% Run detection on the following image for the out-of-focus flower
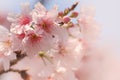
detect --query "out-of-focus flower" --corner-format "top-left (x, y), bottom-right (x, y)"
top-left (0, 25), bottom-right (16, 71)
top-left (78, 6), bottom-right (100, 42)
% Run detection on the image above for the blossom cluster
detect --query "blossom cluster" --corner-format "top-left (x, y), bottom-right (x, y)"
top-left (0, 2), bottom-right (100, 80)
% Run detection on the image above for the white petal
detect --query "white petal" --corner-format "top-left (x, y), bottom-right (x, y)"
top-left (0, 25), bottom-right (9, 41)
top-left (34, 2), bottom-right (46, 12)
top-left (0, 72), bottom-right (23, 80)
top-left (2, 58), bottom-right (10, 71)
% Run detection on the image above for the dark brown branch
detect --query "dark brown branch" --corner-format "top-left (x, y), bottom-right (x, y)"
top-left (10, 51), bottom-right (27, 66)
top-left (0, 51), bottom-right (28, 80)
top-left (69, 2), bottom-right (79, 11)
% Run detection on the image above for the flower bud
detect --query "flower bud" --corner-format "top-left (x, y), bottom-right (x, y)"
top-left (63, 16), bottom-right (71, 23)
top-left (70, 11), bottom-right (79, 18)
top-left (58, 11), bottom-right (64, 17)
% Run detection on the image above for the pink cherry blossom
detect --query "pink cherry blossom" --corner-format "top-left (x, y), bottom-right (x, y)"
top-left (0, 25), bottom-right (16, 71)
top-left (78, 6), bottom-right (100, 42)
top-left (0, 2), bottom-right (120, 80)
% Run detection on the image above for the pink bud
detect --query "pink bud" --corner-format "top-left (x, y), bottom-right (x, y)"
top-left (63, 16), bottom-right (71, 23)
top-left (70, 11), bottom-right (79, 18)
top-left (58, 11), bottom-right (64, 17)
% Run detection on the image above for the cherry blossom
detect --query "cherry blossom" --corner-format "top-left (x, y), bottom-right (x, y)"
top-left (0, 25), bottom-right (16, 71)
top-left (0, 2), bottom-right (119, 80)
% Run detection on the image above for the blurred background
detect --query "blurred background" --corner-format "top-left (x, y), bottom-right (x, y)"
top-left (0, 0), bottom-right (119, 53)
